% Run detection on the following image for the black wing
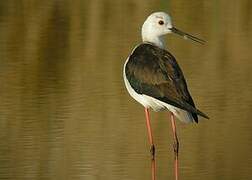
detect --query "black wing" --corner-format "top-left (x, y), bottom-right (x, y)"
top-left (125, 43), bottom-right (209, 122)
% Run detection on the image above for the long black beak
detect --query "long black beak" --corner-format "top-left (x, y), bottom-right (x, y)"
top-left (169, 27), bottom-right (205, 44)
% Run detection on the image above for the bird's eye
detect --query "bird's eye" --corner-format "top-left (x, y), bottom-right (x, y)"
top-left (158, 20), bottom-right (164, 25)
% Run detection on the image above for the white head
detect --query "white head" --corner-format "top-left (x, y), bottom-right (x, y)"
top-left (141, 12), bottom-right (205, 48)
top-left (142, 12), bottom-right (172, 48)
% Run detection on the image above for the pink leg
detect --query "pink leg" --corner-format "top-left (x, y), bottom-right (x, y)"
top-left (144, 108), bottom-right (156, 180)
top-left (170, 112), bottom-right (179, 180)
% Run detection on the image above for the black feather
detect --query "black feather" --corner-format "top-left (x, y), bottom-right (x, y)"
top-left (125, 43), bottom-right (209, 121)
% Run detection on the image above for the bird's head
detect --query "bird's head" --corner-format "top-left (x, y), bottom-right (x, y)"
top-left (142, 12), bottom-right (173, 38)
top-left (141, 12), bottom-right (205, 47)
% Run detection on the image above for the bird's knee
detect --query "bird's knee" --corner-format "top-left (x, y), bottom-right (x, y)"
top-left (150, 144), bottom-right (155, 159)
top-left (173, 141), bottom-right (179, 155)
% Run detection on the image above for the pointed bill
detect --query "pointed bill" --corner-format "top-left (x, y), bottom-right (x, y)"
top-left (170, 27), bottom-right (205, 44)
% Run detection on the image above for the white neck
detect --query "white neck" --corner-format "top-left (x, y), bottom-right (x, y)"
top-left (142, 35), bottom-right (165, 49)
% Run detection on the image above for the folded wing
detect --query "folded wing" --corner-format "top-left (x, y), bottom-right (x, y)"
top-left (125, 43), bottom-right (209, 121)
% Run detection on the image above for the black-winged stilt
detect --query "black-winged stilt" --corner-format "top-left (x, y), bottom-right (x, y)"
top-left (123, 12), bottom-right (209, 180)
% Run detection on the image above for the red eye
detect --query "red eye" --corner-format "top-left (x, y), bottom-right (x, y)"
top-left (158, 20), bottom-right (164, 25)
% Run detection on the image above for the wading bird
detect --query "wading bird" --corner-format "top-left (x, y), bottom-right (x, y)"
top-left (123, 12), bottom-right (209, 180)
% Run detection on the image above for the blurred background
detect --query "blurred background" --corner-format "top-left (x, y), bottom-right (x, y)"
top-left (0, 0), bottom-right (252, 180)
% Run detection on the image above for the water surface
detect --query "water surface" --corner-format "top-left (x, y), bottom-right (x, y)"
top-left (0, 1), bottom-right (252, 180)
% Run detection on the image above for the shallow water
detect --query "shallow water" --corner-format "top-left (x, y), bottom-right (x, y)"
top-left (0, 1), bottom-right (252, 180)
